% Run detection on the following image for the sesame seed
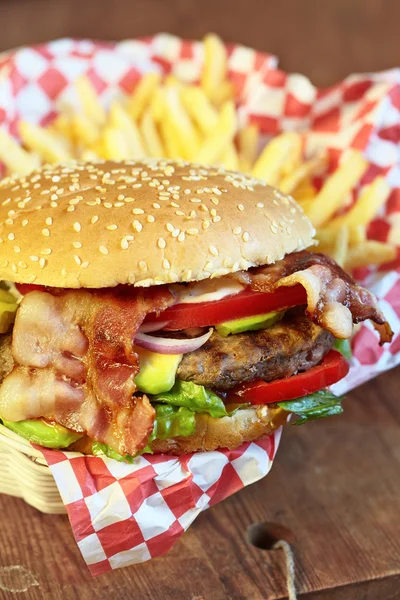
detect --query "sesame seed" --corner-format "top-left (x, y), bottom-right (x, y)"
top-left (91, 216), bottom-right (99, 224)
top-left (73, 241), bottom-right (82, 249)
top-left (104, 202), bottom-right (113, 209)
top-left (152, 203), bottom-right (160, 209)
top-left (117, 194), bottom-right (125, 201)
top-left (11, 264), bottom-right (17, 273)
top-left (124, 197), bottom-right (135, 203)
top-left (242, 232), bottom-right (250, 242)
top-left (176, 210), bottom-right (185, 216)
top-left (172, 228), bottom-right (180, 238)
top-left (5, 219), bottom-right (13, 225)
top-left (121, 238), bottom-right (129, 250)
top-left (39, 258), bottom-right (46, 269)
top-left (114, 202), bottom-right (124, 207)
top-left (132, 220), bottom-right (143, 232)
top-left (30, 256), bottom-right (39, 262)
top-left (13, 246), bottom-right (21, 253)
top-left (139, 260), bottom-right (147, 272)
top-left (45, 217), bottom-right (53, 226)
top-left (177, 232), bottom-right (185, 242)
top-left (132, 183), bottom-right (142, 189)
top-left (61, 268), bottom-right (67, 277)
top-left (212, 216), bottom-right (221, 223)
top-left (202, 221), bottom-right (210, 230)
top-left (237, 204), bottom-right (244, 211)
top-left (132, 208), bottom-right (144, 215)
top-left (81, 261), bottom-right (89, 269)
top-left (186, 228), bottom-right (199, 235)
top-left (205, 261), bottom-right (213, 271)
top-left (163, 258), bottom-right (171, 270)
top-left (74, 255), bottom-right (82, 265)
top-left (158, 237), bottom-right (166, 249)
top-left (99, 246), bottom-right (109, 255)
top-left (73, 222), bottom-right (81, 232)
top-left (147, 215), bottom-right (155, 223)
top-left (128, 273), bottom-right (136, 284)
top-left (209, 245), bottom-right (218, 256)
top-left (0, 260), bottom-right (8, 267)
top-left (256, 202), bottom-right (264, 208)
top-left (8, 233), bottom-right (15, 241)
top-left (18, 261), bottom-right (27, 269)
top-left (50, 202), bottom-right (58, 208)
top-left (106, 224), bottom-right (118, 231)
top-left (270, 225), bottom-right (278, 234)
top-left (67, 206), bottom-right (75, 212)
top-left (166, 223), bottom-right (174, 232)
top-left (41, 248), bottom-right (52, 255)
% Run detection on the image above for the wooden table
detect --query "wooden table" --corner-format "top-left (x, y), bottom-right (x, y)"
top-left (1, 0), bottom-right (400, 597)
top-left (0, 368), bottom-right (399, 599)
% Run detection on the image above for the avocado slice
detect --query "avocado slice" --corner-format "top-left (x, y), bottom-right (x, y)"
top-left (1, 418), bottom-right (83, 448)
top-left (216, 311), bottom-right (284, 337)
top-left (0, 289), bottom-right (18, 333)
top-left (134, 347), bottom-right (183, 395)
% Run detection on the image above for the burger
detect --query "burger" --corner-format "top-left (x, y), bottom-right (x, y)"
top-left (0, 159), bottom-right (392, 460)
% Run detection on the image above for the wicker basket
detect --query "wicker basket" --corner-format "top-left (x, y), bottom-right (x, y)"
top-left (0, 424), bottom-right (66, 514)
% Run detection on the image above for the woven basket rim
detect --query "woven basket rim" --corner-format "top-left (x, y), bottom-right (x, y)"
top-left (0, 423), bottom-right (46, 460)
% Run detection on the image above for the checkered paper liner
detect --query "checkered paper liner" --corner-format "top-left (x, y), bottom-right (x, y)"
top-left (0, 34), bottom-right (400, 575)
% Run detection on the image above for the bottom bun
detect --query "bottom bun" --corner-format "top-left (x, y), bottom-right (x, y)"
top-left (151, 405), bottom-right (287, 455)
top-left (70, 405), bottom-right (288, 456)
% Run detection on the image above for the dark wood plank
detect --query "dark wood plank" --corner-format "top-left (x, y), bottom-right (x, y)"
top-left (0, 0), bottom-right (399, 86)
top-left (0, 367), bottom-right (399, 599)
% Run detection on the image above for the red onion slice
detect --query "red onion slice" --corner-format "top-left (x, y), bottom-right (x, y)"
top-left (137, 320), bottom-right (170, 333)
top-left (134, 328), bottom-right (213, 355)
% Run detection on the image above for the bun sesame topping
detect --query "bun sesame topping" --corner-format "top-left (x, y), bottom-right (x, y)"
top-left (0, 158), bottom-right (315, 288)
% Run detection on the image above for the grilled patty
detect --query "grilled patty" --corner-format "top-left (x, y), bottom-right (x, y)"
top-left (0, 335), bottom-right (13, 385)
top-left (177, 313), bottom-right (334, 390)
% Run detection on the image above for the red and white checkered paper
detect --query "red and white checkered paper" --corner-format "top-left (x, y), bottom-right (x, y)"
top-left (1, 34), bottom-right (400, 575)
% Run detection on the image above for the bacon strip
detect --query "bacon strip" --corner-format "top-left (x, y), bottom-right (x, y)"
top-left (231, 251), bottom-right (392, 344)
top-left (0, 287), bottom-right (173, 455)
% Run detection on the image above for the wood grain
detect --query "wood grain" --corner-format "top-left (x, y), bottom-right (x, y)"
top-left (0, 0), bottom-right (399, 86)
top-left (0, 366), bottom-right (399, 599)
top-left (0, 1), bottom-right (399, 598)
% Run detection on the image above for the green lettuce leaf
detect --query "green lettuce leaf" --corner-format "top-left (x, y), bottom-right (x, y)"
top-left (91, 403), bottom-right (196, 462)
top-left (278, 390), bottom-right (344, 425)
top-left (153, 380), bottom-right (228, 418)
top-left (333, 338), bottom-right (352, 360)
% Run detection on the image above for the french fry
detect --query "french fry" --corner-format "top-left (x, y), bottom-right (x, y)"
top-left (345, 241), bottom-right (396, 270)
top-left (139, 109), bottom-right (165, 158)
top-left (109, 101), bottom-right (145, 158)
top-left (323, 176), bottom-right (390, 231)
top-left (180, 87), bottom-right (218, 134)
top-left (238, 124), bottom-right (259, 173)
top-left (332, 226), bottom-right (349, 268)
top-left (19, 121), bottom-right (72, 163)
top-left (128, 72), bottom-right (161, 121)
top-left (150, 86), bottom-right (166, 123)
top-left (51, 114), bottom-right (74, 141)
top-left (305, 150), bottom-right (368, 228)
top-left (0, 128), bottom-right (40, 175)
top-left (75, 76), bottom-right (106, 127)
top-left (72, 113), bottom-right (99, 146)
top-left (163, 86), bottom-right (200, 159)
top-left (201, 33), bottom-right (228, 104)
top-left (280, 153), bottom-right (327, 195)
top-left (252, 132), bottom-right (302, 186)
top-left (220, 143), bottom-right (239, 170)
top-left (212, 80), bottom-right (235, 107)
top-left (317, 224), bottom-right (367, 248)
top-left (195, 100), bottom-right (237, 164)
top-left (159, 117), bottom-right (183, 159)
top-left (102, 127), bottom-right (131, 160)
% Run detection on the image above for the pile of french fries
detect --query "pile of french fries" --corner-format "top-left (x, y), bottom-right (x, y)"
top-left (0, 34), bottom-right (396, 272)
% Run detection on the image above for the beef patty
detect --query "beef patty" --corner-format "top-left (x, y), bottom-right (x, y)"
top-left (177, 313), bottom-right (334, 390)
top-left (0, 335), bottom-right (13, 385)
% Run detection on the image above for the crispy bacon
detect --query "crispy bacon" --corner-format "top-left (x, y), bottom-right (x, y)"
top-left (231, 251), bottom-right (392, 344)
top-left (0, 287), bottom-right (173, 455)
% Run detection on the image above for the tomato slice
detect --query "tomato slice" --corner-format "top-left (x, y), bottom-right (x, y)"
top-left (15, 283), bottom-right (44, 295)
top-left (229, 350), bottom-right (349, 405)
top-left (146, 285), bottom-right (307, 330)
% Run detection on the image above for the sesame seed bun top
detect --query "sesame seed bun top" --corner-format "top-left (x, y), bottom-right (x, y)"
top-left (0, 158), bottom-right (315, 288)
